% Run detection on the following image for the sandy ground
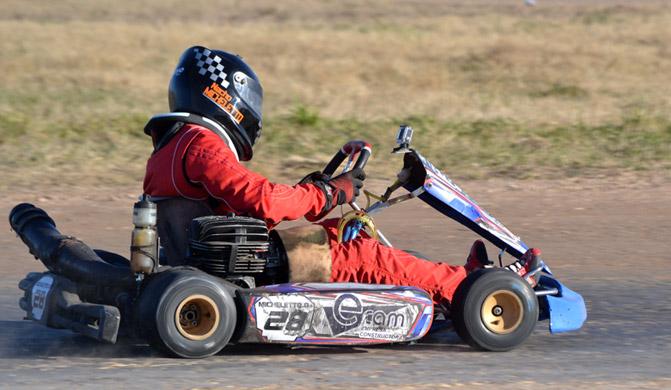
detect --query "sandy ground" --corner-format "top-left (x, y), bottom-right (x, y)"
top-left (0, 176), bottom-right (669, 389)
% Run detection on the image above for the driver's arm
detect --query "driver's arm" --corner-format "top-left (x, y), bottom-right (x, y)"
top-left (183, 132), bottom-right (328, 226)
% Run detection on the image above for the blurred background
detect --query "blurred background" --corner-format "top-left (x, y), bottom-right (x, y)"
top-left (1, 2), bottom-right (670, 388)
top-left (1, 0), bottom-right (669, 189)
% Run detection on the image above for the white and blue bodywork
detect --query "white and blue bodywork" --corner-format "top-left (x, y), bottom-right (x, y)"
top-left (401, 150), bottom-right (586, 334)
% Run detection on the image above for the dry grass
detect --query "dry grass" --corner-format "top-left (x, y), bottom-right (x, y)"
top-left (1, 0), bottom-right (670, 188)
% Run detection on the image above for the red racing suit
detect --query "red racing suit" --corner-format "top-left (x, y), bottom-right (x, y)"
top-left (144, 124), bottom-right (467, 305)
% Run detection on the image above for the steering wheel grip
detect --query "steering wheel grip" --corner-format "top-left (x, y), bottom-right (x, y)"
top-left (323, 140), bottom-right (372, 177)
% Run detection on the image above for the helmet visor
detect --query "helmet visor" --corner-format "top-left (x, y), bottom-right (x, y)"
top-left (233, 72), bottom-right (263, 118)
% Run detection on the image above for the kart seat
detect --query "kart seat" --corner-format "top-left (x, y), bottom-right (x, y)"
top-left (155, 198), bottom-right (214, 266)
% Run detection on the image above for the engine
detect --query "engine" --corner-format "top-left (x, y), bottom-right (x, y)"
top-left (186, 216), bottom-right (287, 287)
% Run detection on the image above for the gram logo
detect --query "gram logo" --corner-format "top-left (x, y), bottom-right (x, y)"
top-left (333, 293), bottom-right (363, 327)
top-left (363, 309), bottom-right (405, 328)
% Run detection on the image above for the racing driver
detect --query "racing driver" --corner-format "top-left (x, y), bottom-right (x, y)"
top-left (142, 46), bottom-right (540, 307)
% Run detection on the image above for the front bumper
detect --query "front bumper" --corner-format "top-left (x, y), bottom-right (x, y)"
top-left (537, 275), bottom-right (587, 334)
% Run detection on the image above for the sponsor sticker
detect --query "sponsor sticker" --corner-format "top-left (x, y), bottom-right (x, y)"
top-left (31, 275), bottom-right (54, 321)
top-left (203, 82), bottom-right (245, 124)
top-left (252, 291), bottom-right (423, 343)
top-left (255, 295), bottom-right (315, 342)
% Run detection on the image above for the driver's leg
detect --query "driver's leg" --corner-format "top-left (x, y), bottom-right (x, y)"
top-left (329, 238), bottom-right (467, 306)
top-left (317, 219), bottom-right (467, 306)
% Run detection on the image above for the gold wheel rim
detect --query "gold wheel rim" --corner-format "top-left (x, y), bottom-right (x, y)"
top-left (175, 294), bottom-right (220, 341)
top-left (481, 289), bottom-right (523, 334)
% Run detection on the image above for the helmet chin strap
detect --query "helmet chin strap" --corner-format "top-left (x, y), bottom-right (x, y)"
top-left (146, 112), bottom-right (240, 161)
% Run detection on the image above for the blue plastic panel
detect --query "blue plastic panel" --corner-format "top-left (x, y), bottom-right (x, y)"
top-left (539, 276), bottom-right (587, 334)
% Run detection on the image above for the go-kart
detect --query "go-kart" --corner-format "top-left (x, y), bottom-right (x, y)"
top-left (11, 125), bottom-right (586, 358)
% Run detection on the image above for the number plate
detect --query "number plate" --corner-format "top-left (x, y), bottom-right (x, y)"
top-left (255, 295), bottom-right (314, 341)
top-left (31, 275), bottom-right (54, 321)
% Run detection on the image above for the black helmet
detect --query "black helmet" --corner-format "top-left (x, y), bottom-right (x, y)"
top-left (169, 46), bottom-right (263, 161)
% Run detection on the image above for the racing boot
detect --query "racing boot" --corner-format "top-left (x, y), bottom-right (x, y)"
top-left (505, 247), bottom-right (542, 286)
top-left (464, 239), bottom-right (493, 272)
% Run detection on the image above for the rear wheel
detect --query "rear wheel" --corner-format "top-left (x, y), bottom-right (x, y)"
top-left (135, 267), bottom-right (237, 358)
top-left (451, 269), bottom-right (538, 351)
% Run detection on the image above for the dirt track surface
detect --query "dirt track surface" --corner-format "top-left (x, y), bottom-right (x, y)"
top-left (0, 177), bottom-right (669, 389)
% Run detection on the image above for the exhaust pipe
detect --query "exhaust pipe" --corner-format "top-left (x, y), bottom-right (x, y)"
top-left (9, 203), bottom-right (135, 289)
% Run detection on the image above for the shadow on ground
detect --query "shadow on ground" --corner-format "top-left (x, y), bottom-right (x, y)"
top-left (0, 319), bottom-right (474, 360)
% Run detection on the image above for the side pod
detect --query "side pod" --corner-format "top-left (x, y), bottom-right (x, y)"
top-left (236, 283), bottom-right (434, 345)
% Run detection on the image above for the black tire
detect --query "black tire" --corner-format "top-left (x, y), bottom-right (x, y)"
top-left (451, 269), bottom-right (538, 351)
top-left (135, 267), bottom-right (237, 358)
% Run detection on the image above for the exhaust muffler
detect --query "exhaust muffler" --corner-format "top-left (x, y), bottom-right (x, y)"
top-left (9, 203), bottom-right (135, 290)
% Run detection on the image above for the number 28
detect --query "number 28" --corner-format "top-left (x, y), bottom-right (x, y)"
top-left (263, 310), bottom-right (308, 331)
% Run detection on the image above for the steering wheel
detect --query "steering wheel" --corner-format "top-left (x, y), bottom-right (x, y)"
top-left (321, 140), bottom-right (394, 247)
top-left (322, 140), bottom-right (372, 177)
top-left (322, 140), bottom-right (377, 244)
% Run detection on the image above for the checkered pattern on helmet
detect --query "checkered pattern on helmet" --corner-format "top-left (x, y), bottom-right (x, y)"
top-left (194, 48), bottom-right (230, 88)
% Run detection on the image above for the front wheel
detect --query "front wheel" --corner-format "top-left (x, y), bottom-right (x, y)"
top-left (135, 267), bottom-right (237, 358)
top-left (451, 269), bottom-right (538, 351)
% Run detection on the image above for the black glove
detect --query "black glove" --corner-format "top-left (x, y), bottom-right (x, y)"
top-left (301, 169), bottom-right (366, 221)
top-left (298, 171), bottom-right (329, 185)
top-left (327, 168), bottom-right (366, 206)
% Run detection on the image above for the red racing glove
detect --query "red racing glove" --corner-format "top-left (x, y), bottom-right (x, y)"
top-left (328, 168), bottom-right (366, 205)
top-left (302, 168), bottom-right (366, 221)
